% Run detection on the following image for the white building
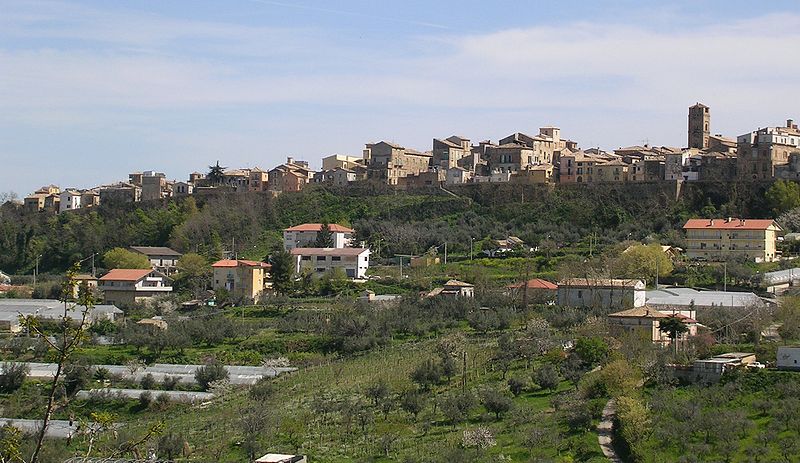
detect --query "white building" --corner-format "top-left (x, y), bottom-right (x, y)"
top-left (98, 269), bottom-right (173, 306)
top-left (446, 167), bottom-right (472, 185)
top-left (283, 223), bottom-right (355, 250)
top-left (58, 190), bottom-right (82, 213)
top-left (557, 278), bottom-right (646, 310)
top-left (777, 346), bottom-right (800, 371)
top-left (290, 247), bottom-right (370, 279)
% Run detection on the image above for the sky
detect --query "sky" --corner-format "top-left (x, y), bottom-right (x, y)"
top-left (1, 0), bottom-right (800, 196)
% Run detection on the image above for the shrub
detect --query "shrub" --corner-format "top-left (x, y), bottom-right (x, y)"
top-left (162, 375), bottom-right (179, 391)
top-left (534, 364), bottom-right (560, 392)
top-left (480, 389), bottom-right (513, 419)
top-left (410, 358), bottom-right (443, 391)
top-left (507, 377), bottom-right (526, 396)
top-left (93, 367), bottom-right (111, 382)
top-left (140, 373), bottom-right (156, 390)
top-left (64, 363), bottom-right (92, 396)
top-left (0, 362), bottom-right (30, 393)
top-left (195, 361), bottom-right (229, 391)
top-left (139, 390), bottom-right (153, 408)
top-left (249, 378), bottom-right (274, 402)
top-left (155, 392), bottom-right (171, 410)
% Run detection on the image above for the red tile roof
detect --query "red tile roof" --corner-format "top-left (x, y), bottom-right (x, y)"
top-left (683, 218), bottom-right (779, 231)
top-left (99, 269), bottom-right (152, 282)
top-left (506, 278), bottom-right (558, 290)
top-left (284, 223), bottom-right (355, 233)
top-left (211, 259), bottom-right (271, 268)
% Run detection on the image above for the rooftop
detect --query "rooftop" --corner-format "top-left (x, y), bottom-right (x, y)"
top-left (211, 259), bottom-right (271, 268)
top-left (443, 279), bottom-right (473, 288)
top-left (646, 287), bottom-right (764, 308)
top-left (608, 307), bottom-right (669, 318)
top-left (99, 269), bottom-right (153, 282)
top-left (284, 223), bottom-right (355, 233)
top-left (290, 247), bottom-right (369, 256)
top-left (683, 218), bottom-right (779, 231)
top-left (129, 246), bottom-right (182, 257)
top-left (558, 278), bottom-right (644, 288)
top-left (506, 278), bottom-right (558, 290)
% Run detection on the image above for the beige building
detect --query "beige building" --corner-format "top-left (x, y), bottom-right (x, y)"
top-left (595, 159), bottom-right (629, 182)
top-left (211, 259), bottom-right (272, 302)
top-left (608, 307), bottom-right (699, 346)
top-left (427, 279), bottom-right (475, 298)
top-left (290, 247), bottom-right (370, 279)
top-left (737, 120), bottom-right (800, 180)
top-left (24, 185), bottom-right (60, 212)
top-left (557, 278), bottom-right (646, 310)
top-left (683, 218), bottom-right (782, 262)
top-left (365, 141), bottom-right (432, 185)
top-left (688, 103), bottom-right (710, 150)
top-left (322, 154), bottom-right (363, 171)
top-left (98, 269), bottom-right (173, 306)
top-left (249, 168), bottom-right (269, 192)
top-left (432, 136), bottom-right (471, 170)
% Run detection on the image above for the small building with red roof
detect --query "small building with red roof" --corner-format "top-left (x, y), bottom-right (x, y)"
top-left (683, 217), bottom-right (782, 262)
top-left (283, 223), bottom-right (355, 250)
top-left (98, 268), bottom-right (172, 306)
top-left (211, 259), bottom-right (272, 303)
top-left (505, 278), bottom-right (558, 304)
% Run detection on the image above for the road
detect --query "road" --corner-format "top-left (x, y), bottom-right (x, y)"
top-left (597, 399), bottom-right (623, 462)
top-left (0, 418), bottom-right (81, 438)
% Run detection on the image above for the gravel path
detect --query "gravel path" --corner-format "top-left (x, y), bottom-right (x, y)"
top-left (597, 399), bottom-right (623, 462)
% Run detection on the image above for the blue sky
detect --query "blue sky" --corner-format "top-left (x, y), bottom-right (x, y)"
top-left (1, 0), bottom-right (799, 196)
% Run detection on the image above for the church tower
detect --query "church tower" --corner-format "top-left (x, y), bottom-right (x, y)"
top-left (688, 103), bottom-right (710, 149)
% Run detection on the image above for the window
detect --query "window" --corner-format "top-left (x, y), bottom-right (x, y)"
top-left (301, 256), bottom-right (311, 261)
top-left (316, 256), bottom-right (326, 261)
top-left (332, 256), bottom-right (341, 261)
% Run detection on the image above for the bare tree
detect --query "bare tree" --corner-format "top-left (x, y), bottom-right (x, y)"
top-left (20, 264), bottom-right (94, 463)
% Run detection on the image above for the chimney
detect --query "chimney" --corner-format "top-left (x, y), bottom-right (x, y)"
top-left (788, 119), bottom-right (794, 128)
top-left (287, 156), bottom-right (294, 165)
top-left (709, 219), bottom-right (714, 226)
top-left (725, 217), bottom-right (732, 223)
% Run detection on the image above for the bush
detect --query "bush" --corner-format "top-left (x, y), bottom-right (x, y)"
top-left (195, 361), bottom-right (229, 391)
top-left (64, 363), bottom-right (92, 396)
top-left (0, 362), bottom-right (30, 393)
top-left (162, 375), bottom-right (179, 391)
top-left (249, 377), bottom-right (274, 402)
top-left (480, 389), bottom-right (513, 419)
top-left (410, 358), bottom-right (443, 390)
top-left (139, 390), bottom-right (153, 408)
top-left (507, 377), bottom-right (526, 397)
top-left (140, 373), bottom-right (156, 390)
top-left (534, 364), bottom-right (560, 392)
top-left (155, 392), bottom-right (171, 410)
top-left (93, 367), bottom-right (111, 382)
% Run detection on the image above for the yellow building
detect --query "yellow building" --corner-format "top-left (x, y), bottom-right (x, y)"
top-left (683, 218), bottom-right (782, 262)
top-left (211, 259), bottom-right (272, 303)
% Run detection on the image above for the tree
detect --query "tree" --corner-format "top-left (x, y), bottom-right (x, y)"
top-left (0, 362), bottom-right (29, 393)
top-left (616, 395), bottom-right (651, 461)
top-left (480, 388), bottom-right (513, 419)
top-left (365, 378), bottom-right (390, 406)
top-left (462, 427), bottom-right (496, 457)
top-left (561, 354), bottom-right (588, 390)
top-left (314, 222), bottom-right (334, 248)
top-left (400, 389), bottom-right (425, 420)
top-left (507, 377), bottom-right (526, 396)
top-left (616, 243), bottom-right (673, 285)
top-left (195, 360), bottom-right (229, 391)
top-left (174, 253), bottom-right (211, 298)
top-left (441, 391), bottom-right (475, 428)
top-left (103, 248), bottom-right (151, 269)
top-left (410, 358), bottom-right (443, 391)
top-left (207, 161), bottom-right (226, 185)
top-left (269, 248), bottom-right (294, 295)
top-left (534, 364), bottom-right (560, 392)
top-left (573, 336), bottom-right (610, 367)
top-left (766, 179), bottom-right (800, 215)
top-left (659, 316), bottom-right (689, 354)
top-left (21, 264), bottom-right (95, 463)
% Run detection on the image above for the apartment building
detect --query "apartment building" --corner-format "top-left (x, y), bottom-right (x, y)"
top-left (58, 190), bottom-right (83, 213)
top-left (737, 120), bottom-right (800, 180)
top-left (211, 259), bottom-right (272, 302)
top-left (98, 269), bottom-right (173, 306)
top-left (290, 247), bottom-right (370, 279)
top-left (432, 136), bottom-right (471, 170)
top-left (365, 141), bottom-right (431, 185)
top-left (283, 223), bottom-right (355, 250)
top-left (683, 218), bottom-right (782, 262)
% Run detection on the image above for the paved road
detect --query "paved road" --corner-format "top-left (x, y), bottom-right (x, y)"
top-left (9, 362), bottom-right (295, 385)
top-left (597, 399), bottom-right (623, 462)
top-left (0, 418), bottom-right (80, 438)
top-left (76, 388), bottom-right (215, 403)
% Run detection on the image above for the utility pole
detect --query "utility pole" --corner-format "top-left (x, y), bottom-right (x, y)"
top-left (723, 262), bottom-right (727, 292)
top-left (91, 253), bottom-right (96, 278)
top-left (655, 256), bottom-right (659, 289)
top-left (470, 238), bottom-right (474, 261)
top-left (444, 242), bottom-right (447, 265)
top-left (33, 254), bottom-right (40, 289)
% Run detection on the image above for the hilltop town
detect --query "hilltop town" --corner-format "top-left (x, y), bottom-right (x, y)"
top-left (19, 104), bottom-right (800, 213)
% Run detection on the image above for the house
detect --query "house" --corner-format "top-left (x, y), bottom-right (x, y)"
top-left (322, 154), bottom-right (363, 171)
top-left (737, 120), bottom-right (800, 180)
top-left (777, 346), bottom-right (800, 371)
top-left (646, 287), bottom-right (767, 311)
top-left (359, 290), bottom-right (402, 304)
top-left (140, 171), bottom-right (169, 201)
top-left (137, 317), bottom-right (168, 330)
top-left (173, 181), bottom-right (194, 196)
top-left (365, 141), bottom-right (432, 185)
top-left (510, 164), bottom-right (555, 184)
top-left (283, 223), bottom-right (355, 250)
top-left (58, 190), bottom-right (83, 213)
top-left (607, 307), bottom-right (699, 345)
top-left (683, 218), bottom-right (782, 262)
top-left (99, 182), bottom-right (142, 204)
top-left (0, 299), bottom-right (122, 333)
top-left (72, 274), bottom-right (98, 299)
top-left (557, 278), bottom-right (646, 309)
top-left (0, 271), bottom-right (10, 285)
top-left (24, 185), bottom-right (60, 212)
top-left (98, 269), bottom-right (173, 306)
top-left (446, 167), bottom-right (473, 185)
top-left (268, 159), bottom-right (314, 193)
top-left (255, 454), bottom-right (307, 463)
top-left (249, 168), bottom-right (269, 192)
top-left (427, 279), bottom-right (475, 298)
top-left (290, 247), bottom-right (370, 279)
top-left (683, 352), bottom-right (758, 383)
top-left (129, 246), bottom-right (182, 275)
top-left (432, 136), bottom-right (471, 170)
top-left (484, 236), bottom-right (527, 257)
top-left (211, 259), bottom-right (271, 302)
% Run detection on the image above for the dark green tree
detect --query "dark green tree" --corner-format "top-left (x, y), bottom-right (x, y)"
top-left (207, 161), bottom-right (226, 185)
top-left (659, 316), bottom-right (689, 354)
top-left (269, 249), bottom-right (294, 295)
top-left (314, 222), bottom-right (334, 248)
top-left (534, 363), bottom-right (560, 392)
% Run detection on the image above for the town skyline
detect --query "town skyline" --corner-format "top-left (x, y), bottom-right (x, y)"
top-left (3, 0), bottom-right (800, 195)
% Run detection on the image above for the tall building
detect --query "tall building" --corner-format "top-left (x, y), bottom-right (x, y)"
top-left (737, 120), bottom-right (800, 180)
top-left (688, 103), bottom-right (710, 150)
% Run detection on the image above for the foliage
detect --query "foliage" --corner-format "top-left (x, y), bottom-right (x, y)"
top-left (194, 360), bottom-right (229, 391)
top-left (480, 388), bottom-right (513, 419)
top-left (573, 336), bottom-right (610, 368)
top-left (269, 248), bottom-right (295, 295)
top-left (314, 222), bottom-right (334, 248)
top-left (766, 179), bottom-right (800, 215)
top-left (534, 363), bottom-right (561, 392)
top-left (0, 362), bottom-right (29, 393)
top-left (615, 243), bottom-right (673, 283)
top-left (103, 247), bottom-right (151, 269)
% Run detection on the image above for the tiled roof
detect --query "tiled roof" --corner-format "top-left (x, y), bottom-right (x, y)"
top-left (285, 223), bottom-right (355, 233)
top-left (99, 269), bottom-right (152, 282)
top-left (211, 259), bottom-right (271, 268)
top-left (443, 279), bottom-right (473, 287)
top-left (683, 218), bottom-right (779, 231)
top-left (609, 307), bottom-right (669, 318)
top-left (558, 278), bottom-right (643, 288)
top-left (290, 247), bottom-right (369, 256)
top-left (130, 246), bottom-right (182, 256)
top-left (506, 278), bottom-right (558, 290)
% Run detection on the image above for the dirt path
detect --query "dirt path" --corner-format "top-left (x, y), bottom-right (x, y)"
top-left (597, 399), bottom-right (623, 462)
